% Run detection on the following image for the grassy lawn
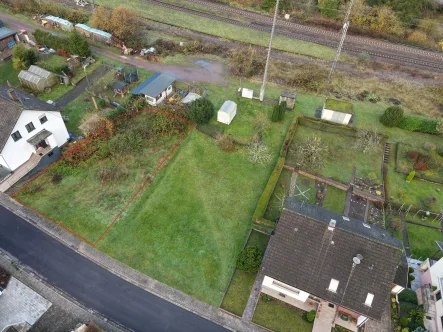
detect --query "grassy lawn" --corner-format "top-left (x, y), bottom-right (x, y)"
top-left (16, 112), bottom-right (191, 244)
top-left (264, 168), bottom-right (293, 221)
top-left (407, 223), bottom-right (443, 259)
top-left (0, 60), bottom-right (19, 87)
top-left (94, 0), bottom-right (336, 60)
top-left (388, 144), bottom-right (442, 212)
top-left (323, 185), bottom-right (347, 214)
top-left (253, 295), bottom-right (313, 332)
top-left (221, 230), bottom-right (269, 316)
top-left (286, 120), bottom-right (383, 184)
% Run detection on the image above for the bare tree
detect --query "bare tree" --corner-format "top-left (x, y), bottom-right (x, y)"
top-left (354, 129), bottom-right (382, 154)
top-left (290, 136), bottom-right (328, 173)
top-left (272, 187), bottom-right (289, 213)
top-left (248, 142), bottom-right (272, 165)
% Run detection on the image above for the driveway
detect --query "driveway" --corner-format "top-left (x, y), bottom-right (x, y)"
top-left (0, 12), bottom-right (226, 85)
top-left (0, 205), bottom-right (226, 332)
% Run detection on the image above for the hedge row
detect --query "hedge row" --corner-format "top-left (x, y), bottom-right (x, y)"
top-left (399, 116), bottom-right (439, 135)
top-left (252, 156), bottom-right (286, 223)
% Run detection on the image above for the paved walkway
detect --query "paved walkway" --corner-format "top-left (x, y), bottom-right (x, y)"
top-left (289, 171), bottom-right (298, 197)
top-left (312, 300), bottom-right (336, 332)
top-left (242, 273), bottom-right (264, 322)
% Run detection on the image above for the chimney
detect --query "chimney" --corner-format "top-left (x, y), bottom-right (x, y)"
top-left (328, 219), bottom-right (336, 231)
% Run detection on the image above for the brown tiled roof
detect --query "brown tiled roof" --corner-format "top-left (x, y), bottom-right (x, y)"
top-left (0, 85), bottom-right (56, 151)
top-left (262, 199), bottom-right (405, 321)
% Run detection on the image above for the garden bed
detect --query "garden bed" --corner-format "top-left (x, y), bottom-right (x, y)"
top-left (15, 111), bottom-right (192, 244)
top-left (220, 230), bottom-right (269, 316)
top-left (252, 295), bottom-right (313, 332)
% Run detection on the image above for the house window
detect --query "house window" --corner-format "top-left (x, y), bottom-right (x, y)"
top-left (436, 291), bottom-right (442, 301)
top-left (39, 115), bottom-right (48, 124)
top-left (11, 131), bottom-right (22, 142)
top-left (25, 122), bottom-right (35, 133)
top-left (328, 279), bottom-right (339, 293)
top-left (365, 293), bottom-right (374, 307)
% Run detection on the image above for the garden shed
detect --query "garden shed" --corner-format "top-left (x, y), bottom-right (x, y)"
top-left (18, 65), bottom-right (57, 91)
top-left (217, 100), bottom-right (237, 125)
top-left (132, 73), bottom-right (176, 106)
top-left (75, 24), bottom-right (112, 44)
top-left (279, 91), bottom-right (296, 110)
top-left (41, 15), bottom-right (73, 31)
top-left (112, 81), bottom-right (129, 97)
top-left (321, 98), bottom-right (353, 125)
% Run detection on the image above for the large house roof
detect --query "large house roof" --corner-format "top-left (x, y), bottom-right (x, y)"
top-left (262, 199), bottom-right (405, 321)
top-left (0, 85), bottom-right (56, 151)
top-left (132, 73), bottom-right (175, 98)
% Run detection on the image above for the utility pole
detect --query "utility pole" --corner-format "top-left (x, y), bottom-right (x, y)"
top-left (327, 0), bottom-right (354, 83)
top-left (259, 0), bottom-right (280, 102)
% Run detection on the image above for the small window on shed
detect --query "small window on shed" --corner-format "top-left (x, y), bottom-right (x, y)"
top-left (11, 131), bottom-right (22, 142)
top-left (328, 279), bottom-right (339, 292)
top-left (365, 293), bottom-right (374, 307)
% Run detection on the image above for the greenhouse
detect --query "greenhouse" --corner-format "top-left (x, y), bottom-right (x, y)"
top-left (18, 65), bottom-right (57, 91)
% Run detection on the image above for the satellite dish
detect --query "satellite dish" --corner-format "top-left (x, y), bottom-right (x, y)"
top-left (356, 254), bottom-right (364, 261)
top-left (353, 257), bottom-right (361, 265)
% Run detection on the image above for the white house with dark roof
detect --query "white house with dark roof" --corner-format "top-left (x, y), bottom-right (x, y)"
top-left (261, 199), bottom-right (408, 332)
top-left (0, 86), bottom-right (69, 192)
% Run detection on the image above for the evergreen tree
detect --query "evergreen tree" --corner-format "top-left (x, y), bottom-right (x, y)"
top-left (68, 30), bottom-right (91, 57)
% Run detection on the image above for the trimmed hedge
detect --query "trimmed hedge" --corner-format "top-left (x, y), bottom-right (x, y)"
top-left (399, 116), bottom-right (439, 135)
top-left (398, 289), bottom-right (418, 305)
top-left (252, 157), bottom-right (285, 222)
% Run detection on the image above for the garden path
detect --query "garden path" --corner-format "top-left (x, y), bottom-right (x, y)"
top-left (242, 273), bottom-right (264, 322)
top-left (289, 172), bottom-right (298, 197)
top-left (401, 213), bottom-right (412, 257)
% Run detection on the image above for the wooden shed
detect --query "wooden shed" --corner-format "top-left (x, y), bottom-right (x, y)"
top-left (279, 91), bottom-right (297, 110)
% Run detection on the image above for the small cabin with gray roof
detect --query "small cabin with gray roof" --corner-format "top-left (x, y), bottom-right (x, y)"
top-left (132, 73), bottom-right (175, 106)
top-left (261, 199), bottom-right (407, 331)
top-left (0, 27), bottom-right (19, 60)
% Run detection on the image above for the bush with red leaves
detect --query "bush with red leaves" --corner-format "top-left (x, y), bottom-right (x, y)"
top-left (414, 161), bottom-right (429, 171)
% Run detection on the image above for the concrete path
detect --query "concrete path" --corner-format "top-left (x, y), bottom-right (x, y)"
top-left (312, 300), bottom-right (336, 332)
top-left (289, 171), bottom-right (298, 197)
top-left (401, 213), bottom-right (412, 257)
top-left (242, 273), bottom-right (264, 322)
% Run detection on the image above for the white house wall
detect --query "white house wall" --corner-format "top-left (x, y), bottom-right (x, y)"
top-left (0, 110), bottom-right (69, 171)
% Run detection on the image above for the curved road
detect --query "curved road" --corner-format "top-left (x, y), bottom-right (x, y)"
top-left (0, 205), bottom-right (226, 332)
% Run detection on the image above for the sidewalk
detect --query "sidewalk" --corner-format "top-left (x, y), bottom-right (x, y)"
top-left (0, 192), bottom-right (266, 332)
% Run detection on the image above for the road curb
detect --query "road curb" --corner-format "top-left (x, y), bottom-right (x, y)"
top-left (0, 192), bottom-right (266, 332)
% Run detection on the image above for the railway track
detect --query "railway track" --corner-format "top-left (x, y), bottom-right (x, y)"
top-left (141, 0), bottom-right (443, 72)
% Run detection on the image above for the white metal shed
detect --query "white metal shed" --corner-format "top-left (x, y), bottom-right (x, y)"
top-left (217, 100), bottom-right (237, 125)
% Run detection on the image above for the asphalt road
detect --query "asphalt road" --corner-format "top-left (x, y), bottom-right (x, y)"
top-left (0, 205), bottom-right (226, 332)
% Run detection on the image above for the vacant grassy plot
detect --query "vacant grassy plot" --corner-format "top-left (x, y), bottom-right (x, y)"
top-left (221, 230), bottom-right (269, 316)
top-left (16, 111), bottom-right (190, 243)
top-left (407, 223), bottom-right (443, 259)
top-left (264, 168), bottom-right (292, 221)
top-left (0, 61), bottom-right (19, 87)
top-left (253, 296), bottom-right (313, 332)
top-left (97, 128), bottom-right (289, 305)
top-left (286, 120), bottom-right (383, 184)
top-left (94, 0), bottom-right (336, 60)
top-left (323, 186), bottom-right (347, 214)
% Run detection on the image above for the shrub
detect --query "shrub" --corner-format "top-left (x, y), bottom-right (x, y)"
top-left (437, 119), bottom-right (443, 134)
top-left (97, 98), bottom-right (107, 108)
top-left (12, 45), bottom-right (38, 70)
top-left (399, 116), bottom-right (438, 135)
top-left (357, 52), bottom-right (370, 65)
top-left (188, 98), bottom-right (214, 124)
top-left (424, 142), bottom-right (436, 151)
top-left (424, 196), bottom-right (437, 208)
top-left (303, 310), bottom-right (316, 323)
top-left (399, 316), bottom-right (410, 327)
top-left (408, 267), bottom-right (414, 273)
top-left (215, 134), bottom-right (234, 151)
top-left (236, 245), bottom-right (262, 273)
top-left (271, 102), bottom-right (286, 122)
top-left (380, 106), bottom-right (404, 127)
top-left (228, 47), bottom-right (265, 77)
top-left (391, 217), bottom-right (402, 232)
top-left (398, 289), bottom-right (418, 305)
top-left (407, 151), bottom-right (419, 162)
top-left (414, 161), bottom-right (428, 171)
top-left (51, 173), bottom-right (63, 184)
